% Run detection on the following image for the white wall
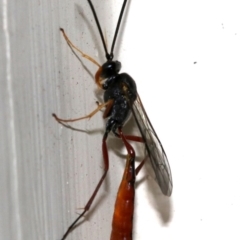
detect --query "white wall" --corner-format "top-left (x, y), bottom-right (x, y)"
top-left (1, 0), bottom-right (240, 240)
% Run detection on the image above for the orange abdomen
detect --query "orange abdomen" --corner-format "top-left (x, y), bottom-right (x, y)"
top-left (110, 155), bottom-right (136, 240)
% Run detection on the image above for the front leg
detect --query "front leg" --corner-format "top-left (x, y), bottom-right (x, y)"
top-left (52, 99), bottom-right (113, 123)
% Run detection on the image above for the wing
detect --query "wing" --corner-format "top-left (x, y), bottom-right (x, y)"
top-left (131, 95), bottom-right (173, 196)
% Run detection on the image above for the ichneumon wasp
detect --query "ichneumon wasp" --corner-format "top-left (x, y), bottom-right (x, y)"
top-left (53, 0), bottom-right (173, 239)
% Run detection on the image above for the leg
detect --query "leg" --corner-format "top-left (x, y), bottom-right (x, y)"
top-left (95, 66), bottom-right (103, 88)
top-left (114, 133), bottom-right (144, 143)
top-left (118, 131), bottom-right (147, 176)
top-left (60, 28), bottom-right (101, 68)
top-left (124, 135), bottom-right (144, 143)
top-left (118, 128), bottom-right (135, 159)
top-left (135, 156), bottom-right (148, 175)
top-left (61, 132), bottom-right (110, 240)
top-left (52, 100), bottom-right (112, 123)
top-left (60, 28), bottom-right (104, 90)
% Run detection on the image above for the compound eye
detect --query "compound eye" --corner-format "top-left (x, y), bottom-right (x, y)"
top-left (115, 61), bottom-right (121, 73)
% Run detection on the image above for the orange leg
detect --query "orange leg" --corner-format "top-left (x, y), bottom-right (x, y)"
top-left (60, 28), bottom-right (101, 68)
top-left (60, 28), bottom-right (104, 89)
top-left (95, 67), bottom-right (103, 88)
top-left (52, 99), bottom-right (113, 123)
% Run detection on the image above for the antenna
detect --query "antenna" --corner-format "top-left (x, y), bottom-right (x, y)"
top-left (87, 0), bottom-right (128, 61)
top-left (110, 0), bottom-right (128, 58)
top-left (86, 0), bottom-right (110, 59)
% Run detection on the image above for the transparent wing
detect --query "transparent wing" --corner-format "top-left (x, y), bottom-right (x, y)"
top-left (131, 95), bottom-right (173, 196)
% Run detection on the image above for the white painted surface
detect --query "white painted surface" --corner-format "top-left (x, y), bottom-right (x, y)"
top-left (1, 0), bottom-right (240, 240)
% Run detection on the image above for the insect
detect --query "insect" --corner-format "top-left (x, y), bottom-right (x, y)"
top-left (53, 0), bottom-right (173, 239)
